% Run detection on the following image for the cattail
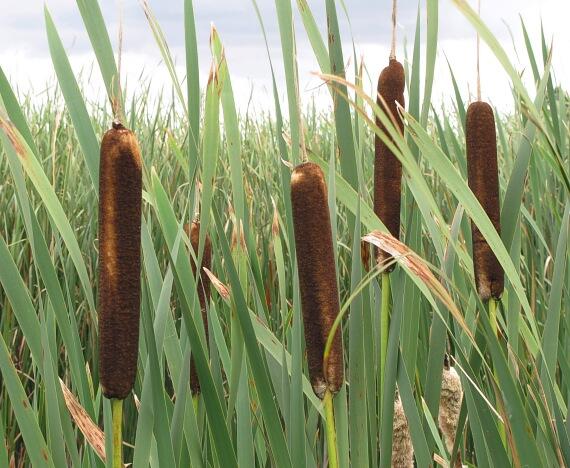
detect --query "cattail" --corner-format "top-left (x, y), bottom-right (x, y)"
top-left (291, 162), bottom-right (343, 398)
top-left (392, 394), bottom-right (414, 468)
top-left (466, 101), bottom-right (504, 300)
top-left (184, 220), bottom-right (212, 395)
top-left (374, 59), bottom-right (405, 270)
top-left (98, 121), bottom-right (143, 400)
top-left (360, 240), bottom-right (371, 272)
top-left (439, 358), bottom-right (463, 455)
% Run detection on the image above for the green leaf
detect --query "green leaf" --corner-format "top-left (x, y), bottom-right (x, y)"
top-left (45, 6), bottom-right (100, 191)
top-left (75, 0), bottom-right (122, 113)
top-left (0, 333), bottom-right (53, 467)
top-left (0, 113), bottom-right (96, 318)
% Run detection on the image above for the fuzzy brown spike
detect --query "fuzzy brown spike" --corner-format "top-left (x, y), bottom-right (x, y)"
top-left (184, 221), bottom-right (212, 395)
top-left (466, 101), bottom-right (504, 301)
top-left (290, 162), bottom-right (343, 398)
top-left (98, 122), bottom-right (142, 400)
top-left (374, 59), bottom-right (405, 271)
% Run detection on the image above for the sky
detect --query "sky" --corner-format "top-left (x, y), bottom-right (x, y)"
top-left (1, 0), bottom-right (569, 115)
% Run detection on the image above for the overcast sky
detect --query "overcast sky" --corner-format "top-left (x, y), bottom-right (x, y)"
top-left (1, 0), bottom-right (569, 114)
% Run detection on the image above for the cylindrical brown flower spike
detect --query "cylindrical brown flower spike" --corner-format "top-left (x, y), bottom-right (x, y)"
top-left (466, 101), bottom-right (504, 301)
top-left (98, 121), bottom-right (143, 400)
top-left (291, 162), bottom-right (343, 399)
top-left (374, 59), bottom-right (405, 271)
top-left (184, 220), bottom-right (212, 395)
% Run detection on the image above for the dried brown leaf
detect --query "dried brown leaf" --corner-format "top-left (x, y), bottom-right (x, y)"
top-left (0, 115), bottom-right (26, 158)
top-left (363, 230), bottom-right (472, 340)
top-left (59, 379), bottom-right (108, 464)
top-left (203, 267), bottom-right (230, 301)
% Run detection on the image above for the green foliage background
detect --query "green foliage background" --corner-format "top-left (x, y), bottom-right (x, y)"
top-left (0, 0), bottom-right (568, 466)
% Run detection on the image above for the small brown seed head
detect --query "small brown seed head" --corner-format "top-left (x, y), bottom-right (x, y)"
top-left (184, 220), bottom-right (212, 395)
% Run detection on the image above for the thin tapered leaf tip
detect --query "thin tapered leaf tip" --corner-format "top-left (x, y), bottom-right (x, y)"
top-left (272, 205), bottom-right (280, 237)
top-left (59, 379), bottom-right (106, 463)
top-left (210, 22), bottom-right (219, 43)
top-left (363, 231), bottom-right (469, 335)
top-left (203, 268), bottom-right (230, 301)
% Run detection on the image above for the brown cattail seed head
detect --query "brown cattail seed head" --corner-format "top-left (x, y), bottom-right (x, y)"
top-left (374, 59), bottom-right (405, 271)
top-left (290, 162), bottom-right (343, 398)
top-left (439, 365), bottom-right (463, 454)
top-left (98, 122), bottom-right (143, 400)
top-left (466, 101), bottom-right (504, 301)
top-left (184, 221), bottom-right (212, 395)
top-left (392, 396), bottom-right (414, 468)
top-left (360, 240), bottom-right (371, 272)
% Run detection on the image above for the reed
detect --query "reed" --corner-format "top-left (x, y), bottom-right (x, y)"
top-left (184, 220), bottom-right (212, 395)
top-left (465, 101), bottom-right (504, 301)
top-left (290, 162), bottom-right (344, 398)
top-left (374, 58), bottom-right (405, 270)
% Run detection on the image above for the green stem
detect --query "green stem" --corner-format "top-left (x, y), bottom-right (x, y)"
top-left (380, 273), bottom-right (391, 403)
top-left (323, 389), bottom-right (339, 468)
top-left (488, 298), bottom-right (506, 446)
top-left (193, 394), bottom-right (199, 415)
top-left (489, 298), bottom-right (498, 338)
top-left (112, 398), bottom-right (123, 468)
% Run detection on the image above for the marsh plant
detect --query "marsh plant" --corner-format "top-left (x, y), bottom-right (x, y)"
top-left (0, 0), bottom-right (568, 467)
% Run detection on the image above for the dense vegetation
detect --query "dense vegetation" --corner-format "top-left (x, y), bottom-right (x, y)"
top-left (0, 0), bottom-right (568, 466)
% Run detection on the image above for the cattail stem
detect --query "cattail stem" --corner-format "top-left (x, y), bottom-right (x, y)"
top-left (111, 399), bottom-right (123, 468)
top-left (476, 0), bottom-right (481, 101)
top-left (323, 389), bottom-right (339, 468)
top-left (193, 394), bottom-right (199, 415)
top-left (114, 1), bottom-right (124, 123)
top-left (379, 272), bottom-right (391, 401)
top-left (489, 297), bottom-right (498, 338)
top-left (390, 0), bottom-right (398, 60)
top-left (488, 298), bottom-right (506, 445)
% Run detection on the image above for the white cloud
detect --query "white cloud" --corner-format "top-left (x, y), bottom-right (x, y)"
top-left (0, 0), bottom-right (568, 115)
